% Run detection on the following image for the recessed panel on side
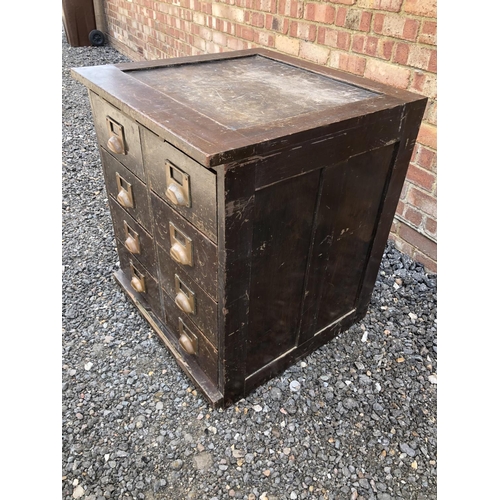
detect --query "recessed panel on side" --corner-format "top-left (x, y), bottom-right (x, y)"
top-left (300, 144), bottom-right (396, 339)
top-left (246, 170), bottom-right (321, 375)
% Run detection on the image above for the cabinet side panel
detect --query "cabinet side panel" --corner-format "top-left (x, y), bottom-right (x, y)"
top-left (246, 170), bottom-right (321, 375)
top-left (300, 145), bottom-right (396, 338)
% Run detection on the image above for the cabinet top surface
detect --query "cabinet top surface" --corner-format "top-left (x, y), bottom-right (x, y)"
top-left (72, 48), bottom-right (426, 167)
top-left (128, 55), bottom-right (376, 131)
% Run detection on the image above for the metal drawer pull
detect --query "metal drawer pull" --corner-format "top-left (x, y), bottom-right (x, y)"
top-left (178, 318), bottom-right (198, 355)
top-left (166, 162), bottom-right (191, 207)
top-left (174, 274), bottom-right (195, 314)
top-left (124, 222), bottom-right (140, 254)
top-left (130, 263), bottom-right (146, 293)
top-left (106, 116), bottom-right (125, 155)
top-left (169, 222), bottom-right (193, 266)
top-left (116, 173), bottom-right (134, 209)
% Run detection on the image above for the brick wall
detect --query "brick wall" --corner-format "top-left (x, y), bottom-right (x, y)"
top-left (101, 0), bottom-right (437, 272)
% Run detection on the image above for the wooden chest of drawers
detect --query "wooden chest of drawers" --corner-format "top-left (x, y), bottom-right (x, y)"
top-left (72, 49), bottom-right (427, 407)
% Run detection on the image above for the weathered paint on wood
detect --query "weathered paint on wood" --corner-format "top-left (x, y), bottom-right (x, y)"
top-left (73, 48), bottom-right (427, 407)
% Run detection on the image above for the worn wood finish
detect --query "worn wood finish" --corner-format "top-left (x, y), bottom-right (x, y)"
top-left (73, 48), bottom-right (427, 408)
top-left (299, 145), bottom-right (395, 341)
top-left (108, 197), bottom-right (156, 274)
top-left (90, 92), bottom-right (145, 180)
top-left (162, 292), bottom-right (218, 383)
top-left (142, 126), bottom-right (218, 242)
top-left (72, 51), bottom-right (423, 168)
top-left (158, 245), bottom-right (218, 345)
top-left (215, 161), bottom-right (256, 404)
top-left (100, 148), bottom-right (152, 232)
top-left (116, 243), bottom-right (162, 317)
top-left (151, 192), bottom-right (218, 299)
top-left (246, 170), bottom-right (320, 374)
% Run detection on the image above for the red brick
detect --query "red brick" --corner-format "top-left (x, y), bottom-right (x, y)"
top-left (249, 12), bottom-right (265, 27)
top-left (266, 14), bottom-right (288, 33)
top-left (402, 205), bottom-right (423, 227)
top-left (339, 53), bottom-right (367, 75)
top-left (356, 35), bottom-right (378, 56)
top-left (404, 0), bottom-right (436, 18)
top-left (290, 21), bottom-right (317, 41)
top-left (410, 71), bottom-right (436, 99)
top-left (407, 163), bottom-right (436, 192)
top-left (417, 123), bottom-right (437, 150)
top-left (416, 145), bottom-right (437, 171)
top-left (318, 27), bottom-right (351, 50)
top-left (424, 99), bottom-right (437, 126)
top-left (399, 223), bottom-right (437, 261)
top-left (409, 44), bottom-right (436, 70)
top-left (227, 35), bottom-right (248, 50)
top-left (254, 30), bottom-right (275, 46)
top-left (253, 0), bottom-right (277, 12)
top-left (305, 3), bottom-right (336, 23)
top-left (375, 14), bottom-right (419, 41)
top-left (419, 20), bottom-right (437, 45)
top-left (393, 43), bottom-right (409, 64)
top-left (357, 0), bottom-right (403, 11)
top-left (412, 249), bottom-right (437, 273)
top-left (236, 24), bottom-right (256, 41)
top-left (335, 7), bottom-right (347, 26)
top-left (424, 217), bottom-right (437, 238)
top-left (396, 200), bottom-right (405, 216)
top-left (407, 186), bottom-right (436, 218)
top-left (343, 10), bottom-right (372, 31)
top-left (373, 13), bottom-right (384, 33)
top-left (378, 39), bottom-right (394, 60)
top-left (278, 0), bottom-right (304, 18)
top-left (365, 58), bottom-right (411, 88)
top-left (428, 49), bottom-right (437, 72)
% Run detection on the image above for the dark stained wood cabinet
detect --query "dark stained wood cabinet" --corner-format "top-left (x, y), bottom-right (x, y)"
top-left (72, 49), bottom-right (427, 407)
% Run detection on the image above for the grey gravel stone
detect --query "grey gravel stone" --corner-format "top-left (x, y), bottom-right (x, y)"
top-left (61, 29), bottom-right (437, 500)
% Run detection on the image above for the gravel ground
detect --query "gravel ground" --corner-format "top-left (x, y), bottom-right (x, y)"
top-left (62, 31), bottom-right (437, 500)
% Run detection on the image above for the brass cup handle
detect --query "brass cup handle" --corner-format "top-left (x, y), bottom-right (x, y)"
top-left (124, 234), bottom-right (140, 254)
top-left (179, 334), bottom-right (195, 355)
top-left (170, 242), bottom-right (190, 266)
top-left (117, 187), bottom-right (134, 208)
top-left (166, 183), bottom-right (187, 206)
top-left (175, 292), bottom-right (194, 314)
top-left (107, 135), bottom-right (124, 155)
top-left (130, 276), bottom-right (145, 293)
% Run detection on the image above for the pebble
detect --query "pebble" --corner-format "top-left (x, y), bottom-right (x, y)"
top-left (61, 32), bottom-right (437, 500)
top-left (400, 443), bottom-right (416, 457)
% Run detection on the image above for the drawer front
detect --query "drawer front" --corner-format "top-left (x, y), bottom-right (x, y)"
top-left (101, 148), bottom-right (152, 232)
top-left (158, 245), bottom-right (217, 346)
top-left (90, 91), bottom-right (145, 181)
top-left (116, 243), bottom-right (162, 317)
top-left (152, 193), bottom-right (218, 299)
top-left (163, 292), bottom-right (218, 384)
top-left (142, 127), bottom-right (217, 242)
top-left (109, 197), bottom-right (156, 274)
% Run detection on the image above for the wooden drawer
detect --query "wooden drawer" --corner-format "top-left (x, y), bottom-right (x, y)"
top-left (101, 148), bottom-right (152, 232)
top-left (158, 248), bottom-right (217, 346)
top-left (116, 243), bottom-right (162, 317)
top-left (142, 127), bottom-right (217, 242)
top-left (163, 292), bottom-right (218, 384)
top-left (151, 192), bottom-right (218, 300)
top-left (89, 91), bottom-right (145, 181)
top-left (108, 197), bottom-right (156, 274)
